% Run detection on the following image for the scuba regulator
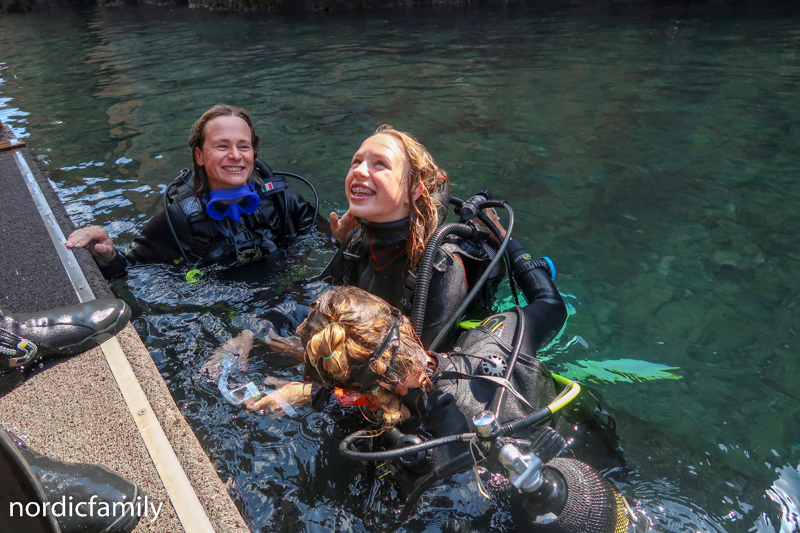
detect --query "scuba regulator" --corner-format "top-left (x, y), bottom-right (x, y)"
top-left (413, 188), bottom-right (554, 352)
top-left (338, 367), bottom-right (628, 532)
top-left (409, 189), bottom-right (517, 352)
top-left (337, 191), bottom-right (627, 532)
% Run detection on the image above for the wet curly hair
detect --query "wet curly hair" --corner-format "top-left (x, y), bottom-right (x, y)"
top-left (298, 286), bottom-right (433, 428)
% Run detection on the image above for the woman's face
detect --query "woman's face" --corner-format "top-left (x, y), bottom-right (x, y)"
top-left (345, 133), bottom-right (412, 223)
top-left (194, 115), bottom-right (255, 191)
top-left (393, 368), bottom-right (427, 396)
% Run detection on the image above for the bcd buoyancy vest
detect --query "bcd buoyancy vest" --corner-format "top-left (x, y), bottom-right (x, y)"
top-left (336, 221), bottom-right (505, 319)
top-left (165, 159), bottom-right (294, 265)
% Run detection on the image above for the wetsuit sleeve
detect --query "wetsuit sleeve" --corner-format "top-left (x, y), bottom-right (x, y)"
top-left (283, 188), bottom-right (321, 235)
top-left (506, 239), bottom-right (568, 351)
top-left (418, 253), bottom-right (469, 349)
top-left (97, 209), bottom-right (186, 279)
top-left (97, 251), bottom-right (129, 280)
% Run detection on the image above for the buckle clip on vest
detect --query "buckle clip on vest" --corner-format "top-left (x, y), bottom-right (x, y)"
top-left (1, 336), bottom-right (38, 368)
top-left (399, 270), bottom-right (417, 313)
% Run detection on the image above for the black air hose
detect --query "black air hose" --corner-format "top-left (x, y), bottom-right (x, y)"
top-left (339, 429), bottom-right (475, 462)
top-left (163, 181), bottom-right (192, 266)
top-left (273, 171), bottom-right (320, 232)
top-left (398, 451), bottom-right (475, 523)
top-left (488, 306), bottom-right (525, 417)
top-left (410, 223), bottom-right (476, 334)
top-left (476, 210), bottom-right (520, 305)
top-left (427, 200), bottom-right (515, 352)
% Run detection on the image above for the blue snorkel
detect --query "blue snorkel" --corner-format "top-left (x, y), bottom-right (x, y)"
top-left (205, 183), bottom-right (261, 222)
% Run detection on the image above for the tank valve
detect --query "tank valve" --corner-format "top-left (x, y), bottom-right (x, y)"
top-left (498, 443), bottom-right (544, 492)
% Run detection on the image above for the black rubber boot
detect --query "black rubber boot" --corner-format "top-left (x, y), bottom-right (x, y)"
top-left (1, 427), bottom-right (145, 533)
top-left (0, 427), bottom-right (60, 532)
top-left (0, 298), bottom-right (131, 395)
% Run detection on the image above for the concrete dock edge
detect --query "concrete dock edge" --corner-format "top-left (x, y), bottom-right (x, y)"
top-left (0, 122), bottom-right (250, 533)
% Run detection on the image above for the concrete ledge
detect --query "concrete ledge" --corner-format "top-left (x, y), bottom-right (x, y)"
top-left (115, 326), bottom-right (250, 532)
top-left (0, 344), bottom-right (185, 532)
top-left (0, 122), bottom-right (249, 532)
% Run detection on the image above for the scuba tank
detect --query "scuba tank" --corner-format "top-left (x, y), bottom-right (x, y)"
top-left (509, 457), bottom-right (629, 532)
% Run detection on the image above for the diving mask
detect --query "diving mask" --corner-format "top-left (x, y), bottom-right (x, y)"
top-left (205, 184), bottom-right (261, 222)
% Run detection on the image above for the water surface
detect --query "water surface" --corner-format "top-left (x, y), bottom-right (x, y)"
top-left (2, 2), bottom-right (800, 531)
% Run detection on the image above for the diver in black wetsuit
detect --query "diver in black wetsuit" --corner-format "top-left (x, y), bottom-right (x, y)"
top-left (321, 125), bottom-right (501, 349)
top-left (66, 104), bottom-right (318, 279)
top-left (245, 232), bottom-right (626, 531)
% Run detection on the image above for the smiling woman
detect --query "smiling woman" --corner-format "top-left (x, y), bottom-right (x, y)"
top-left (190, 107), bottom-right (257, 194)
top-left (344, 132), bottom-right (419, 223)
top-left (320, 125), bottom-right (507, 349)
top-left (65, 104), bottom-right (320, 278)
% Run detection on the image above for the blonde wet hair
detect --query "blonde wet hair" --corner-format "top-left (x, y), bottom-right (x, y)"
top-left (298, 286), bottom-right (433, 428)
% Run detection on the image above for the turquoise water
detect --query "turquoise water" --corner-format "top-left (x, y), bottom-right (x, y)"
top-left (2, 2), bottom-right (800, 531)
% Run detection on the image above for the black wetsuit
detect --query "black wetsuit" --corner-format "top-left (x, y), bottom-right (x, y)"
top-left (319, 218), bottom-right (499, 349)
top-left (99, 186), bottom-right (317, 279)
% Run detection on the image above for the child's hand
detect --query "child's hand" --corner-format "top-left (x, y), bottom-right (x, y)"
top-left (330, 210), bottom-right (358, 244)
top-left (200, 329), bottom-right (255, 379)
top-left (246, 382), bottom-right (311, 416)
top-left (265, 329), bottom-right (305, 360)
